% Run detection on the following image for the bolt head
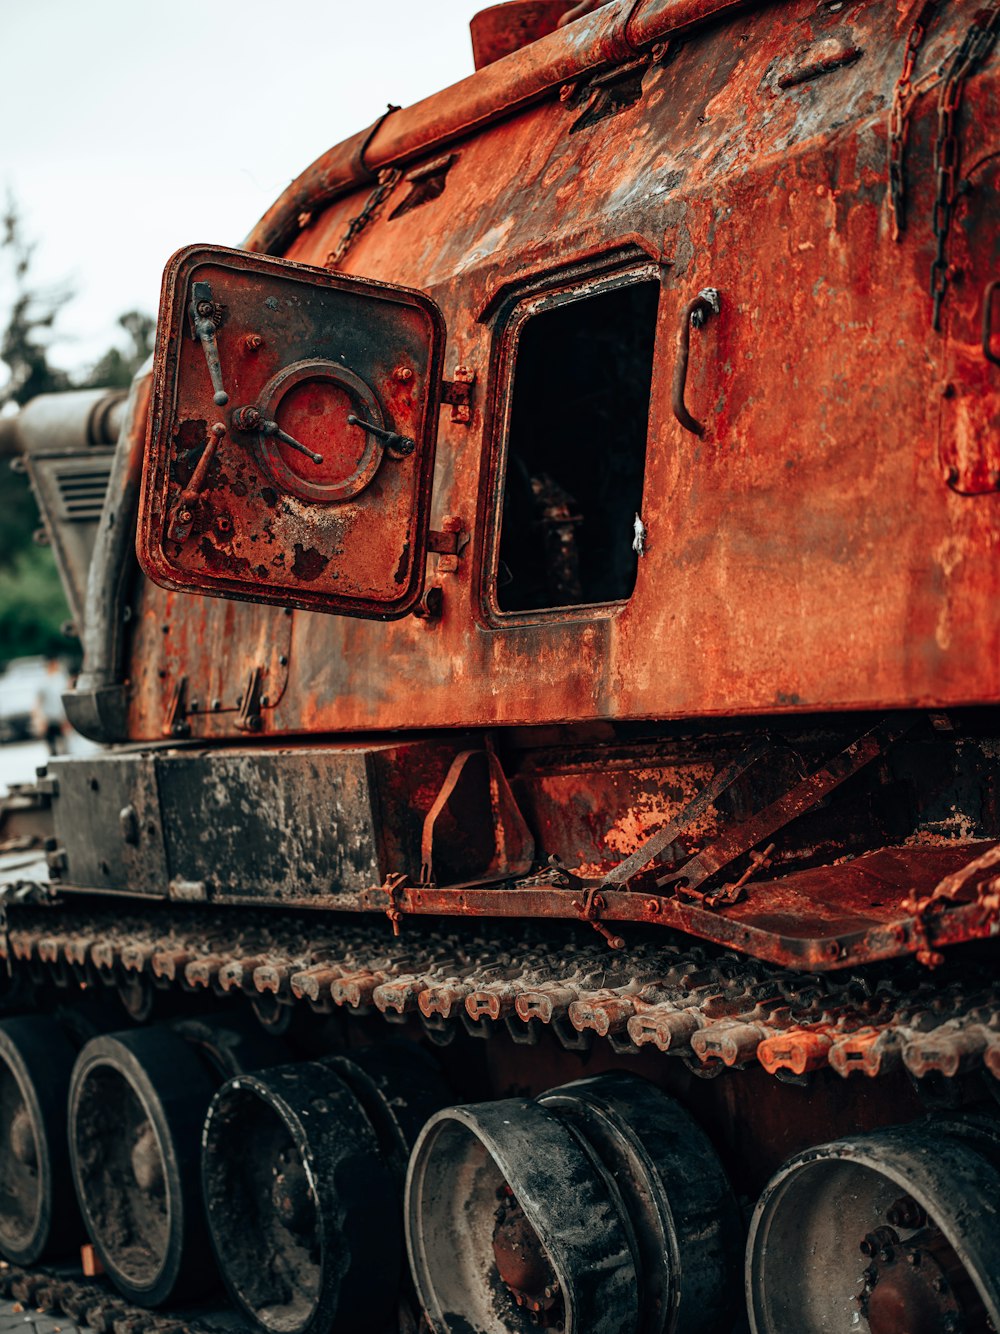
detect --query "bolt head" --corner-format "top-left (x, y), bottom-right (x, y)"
top-left (394, 366), bottom-right (413, 382)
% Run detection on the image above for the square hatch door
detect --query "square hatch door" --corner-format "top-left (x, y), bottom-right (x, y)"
top-left (138, 244), bottom-right (446, 619)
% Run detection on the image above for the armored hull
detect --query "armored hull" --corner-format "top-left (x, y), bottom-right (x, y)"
top-left (2, 0), bottom-right (1000, 1330)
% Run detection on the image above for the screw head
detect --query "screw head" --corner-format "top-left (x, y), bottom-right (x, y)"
top-left (244, 333), bottom-right (263, 351)
top-left (394, 366), bottom-right (413, 383)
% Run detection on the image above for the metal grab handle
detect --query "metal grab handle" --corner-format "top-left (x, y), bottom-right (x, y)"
top-left (672, 287), bottom-right (721, 437)
top-left (347, 413), bottom-right (416, 457)
top-left (190, 281), bottom-right (229, 407)
top-left (983, 279), bottom-right (1000, 367)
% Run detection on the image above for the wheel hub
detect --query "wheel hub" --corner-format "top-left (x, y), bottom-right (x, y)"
top-left (492, 1186), bottom-right (562, 1322)
top-left (859, 1227), bottom-right (966, 1334)
top-left (271, 1152), bottom-right (315, 1235)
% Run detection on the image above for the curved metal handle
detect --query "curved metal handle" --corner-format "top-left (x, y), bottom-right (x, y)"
top-left (983, 279), bottom-right (1000, 367)
top-left (672, 288), bottom-right (721, 437)
top-left (347, 413), bottom-right (416, 457)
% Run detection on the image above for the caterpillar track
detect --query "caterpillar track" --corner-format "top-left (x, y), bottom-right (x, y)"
top-left (4, 897), bottom-right (1000, 1085)
top-left (0, 1262), bottom-right (240, 1334)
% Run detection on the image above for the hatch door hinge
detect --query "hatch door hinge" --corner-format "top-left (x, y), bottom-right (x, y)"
top-left (442, 366), bottom-right (476, 424)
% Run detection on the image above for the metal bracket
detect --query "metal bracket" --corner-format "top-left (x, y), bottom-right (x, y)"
top-left (164, 676), bottom-right (190, 739)
top-left (235, 667), bottom-right (264, 733)
top-left (427, 516), bottom-right (470, 575)
top-left (571, 887), bottom-right (626, 950)
top-left (383, 871), bottom-right (408, 936)
top-left (442, 367), bottom-right (475, 424)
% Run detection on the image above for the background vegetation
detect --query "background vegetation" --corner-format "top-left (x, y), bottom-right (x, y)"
top-left (0, 197), bottom-right (153, 663)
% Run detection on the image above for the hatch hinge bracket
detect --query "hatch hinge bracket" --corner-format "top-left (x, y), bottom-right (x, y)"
top-left (427, 517), bottom-right (470, 573)
top-left (441, 367), bottom-right (476, 424)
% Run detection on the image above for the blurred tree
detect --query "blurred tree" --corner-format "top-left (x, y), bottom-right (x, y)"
top-left (0, 544), bottom-right (73, 660)
top-left (78, 309), bottom-right (155, 388)
top-left (0, 194), bottom-right (71, 409)
top-left (0, 196), bottom-right (152, 663)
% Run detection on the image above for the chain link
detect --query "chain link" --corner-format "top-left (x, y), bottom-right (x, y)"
top-left (888, 1), bottom-right (940, 241)
top-left (930, 1), bottom-right (1000, 330)
top-left (324, 167), bottom-right (403, 271)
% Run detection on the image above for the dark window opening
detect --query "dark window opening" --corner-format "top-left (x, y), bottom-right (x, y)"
top-left (495, 279), bottom-right (659, 613)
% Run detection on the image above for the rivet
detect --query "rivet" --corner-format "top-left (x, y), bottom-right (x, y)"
top-left (394, 366), bottom-right (413, 383)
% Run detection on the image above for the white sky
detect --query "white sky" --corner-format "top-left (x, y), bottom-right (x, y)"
top-left (1, 0), bottom-right (483, 382)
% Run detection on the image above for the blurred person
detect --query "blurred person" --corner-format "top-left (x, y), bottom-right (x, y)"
top-left (34, 654), bottom-right (69, 754)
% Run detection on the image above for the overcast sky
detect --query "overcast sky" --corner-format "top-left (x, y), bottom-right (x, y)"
top-left (1, 0), bottom-right (484, 382)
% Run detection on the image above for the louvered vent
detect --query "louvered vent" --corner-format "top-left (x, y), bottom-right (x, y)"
top-left (53, 460), bottom-right (112, 522)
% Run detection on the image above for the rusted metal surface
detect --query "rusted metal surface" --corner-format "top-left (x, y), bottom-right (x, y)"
top-left (470, 1), bottom-right (573, 70)
top-left (43, 738), bottom-right (533, 904)
top-left (24, 715), bottom-right (1000, 969)
top-left (140, 246), bottom-right (446, 620)
top-left (124, 0), bottom-right (1000, 742)
top-left (5, 900), bottom-right (1000, 1086)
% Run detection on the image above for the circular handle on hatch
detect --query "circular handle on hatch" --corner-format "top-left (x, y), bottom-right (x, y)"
top-left (250, 358), bottom-right (391, 504)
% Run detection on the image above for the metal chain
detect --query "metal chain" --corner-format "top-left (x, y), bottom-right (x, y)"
top-left (324, 167), bottom-right (402, 271)
top-left (888, 1), bottom-right (940, 241)
top-left (930, 0), bottom-right (1000, 330)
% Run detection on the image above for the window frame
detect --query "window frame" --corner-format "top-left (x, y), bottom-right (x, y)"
top-left (478, 260), bottom-right (663, 628)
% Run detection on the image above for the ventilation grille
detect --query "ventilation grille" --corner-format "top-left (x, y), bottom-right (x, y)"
top-left (53, 460), bottom-right (112, 523)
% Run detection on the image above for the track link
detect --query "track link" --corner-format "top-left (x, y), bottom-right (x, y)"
top-left (4, 899), bottom-right (1000, 1083)
top-left (0, 1263), bottom-right (239, 1334)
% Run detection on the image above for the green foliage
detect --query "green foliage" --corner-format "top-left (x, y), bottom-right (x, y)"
top-left (0, 470), bottom-right (39, 570)
top-left (0, 542), bottom-right (71, 660)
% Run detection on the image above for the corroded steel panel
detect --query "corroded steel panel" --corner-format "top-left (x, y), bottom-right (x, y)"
top-left (139, 246), bottom-right (446, 619)
top-left (125, 0), bottom-right (1000, 743)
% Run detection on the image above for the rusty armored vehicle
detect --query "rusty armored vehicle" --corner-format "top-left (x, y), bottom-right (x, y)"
top-left (2, 0), bottom-right (1000, 1330)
